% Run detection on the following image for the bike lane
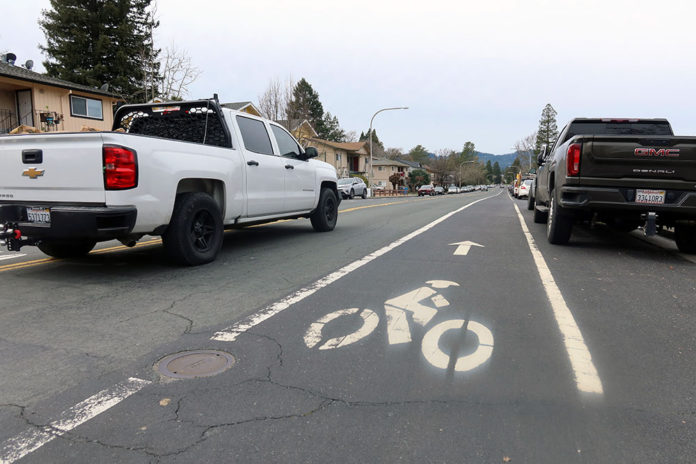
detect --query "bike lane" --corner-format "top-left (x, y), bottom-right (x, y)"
top-left (6, 192), bottom-right (609, 463)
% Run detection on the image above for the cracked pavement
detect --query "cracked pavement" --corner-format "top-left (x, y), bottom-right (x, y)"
top-left (1, 194), bottom-right (695, 462)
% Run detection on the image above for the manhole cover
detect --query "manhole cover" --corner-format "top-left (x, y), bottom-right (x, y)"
top-left (157, 350), bottom-right (235, 379)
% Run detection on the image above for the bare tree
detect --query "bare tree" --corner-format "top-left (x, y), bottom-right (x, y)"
top-left (513, 131), bottom-right (537, 173)
top-left (158, 44), bottom-right (201, 101)
top-left (344, 130), bottom-right (358, 142)
top-left (385, 147), bottom-right (404, 159)
top-left (258, 76), bottom-right (294, 123)
top-left (430, 153), bottom-right (454, 186)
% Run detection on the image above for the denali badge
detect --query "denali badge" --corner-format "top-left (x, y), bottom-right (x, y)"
top-left (22, 168), bottom-right (45, 179)
top-left (632, 168), bottom-right (676, 175)
top-left (634, 148), bottom-right (680, 157)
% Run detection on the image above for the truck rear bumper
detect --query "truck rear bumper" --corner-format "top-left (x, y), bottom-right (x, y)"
top-left (559, 185), bottom-right (696, 218)
top-left (0, 204), bottom-right (137, 240)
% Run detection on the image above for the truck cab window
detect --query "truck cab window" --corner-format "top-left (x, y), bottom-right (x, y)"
top-left (236, 116), bottom-right (274, 155)
top-left (271, 125), bottom-right (301, 157)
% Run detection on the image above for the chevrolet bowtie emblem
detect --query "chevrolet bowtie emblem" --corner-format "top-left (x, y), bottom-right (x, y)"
top-left (22, 168), bottom-right (45, 179)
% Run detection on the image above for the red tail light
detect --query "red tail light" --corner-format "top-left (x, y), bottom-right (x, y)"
top-left (566, 143), bottom-right (581, 177)
top-left (103, 145), bottom-right (137, 190)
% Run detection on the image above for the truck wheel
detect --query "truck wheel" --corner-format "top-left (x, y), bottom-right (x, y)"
top-left (674, 223), bottom-right (696, 253)
top-left (533, 197), bottom-right (548, 224)
top-left (546, 190), bottom-right (573, 244)
top-left (38, 239), bottom-right (96, 258)
top-left (163, 192), bottom-right (224, 266)
top-left (349, 189), bottom-right (355, 199)
top-left (361, 188), bottom-right (367, 199)
top-left (310, 188), bottom-right (338, 232)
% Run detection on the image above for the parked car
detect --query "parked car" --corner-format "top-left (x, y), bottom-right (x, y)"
top-left (338, 177), bottom-right (367, 199)
top-left (418, 184), bottom-right (435, 196)
top-left (447, 185), bottom-right (459, 194)
top-left (434, 186), bottom-right (445, 195)
top-left (518, 179), bottom-right (533, 198)
top-left (0, 98), bottom-right (340, 265)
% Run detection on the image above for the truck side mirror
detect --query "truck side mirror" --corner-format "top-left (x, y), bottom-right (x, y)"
top-left (537, 144), bottom-right (547, 165)
top-left (303, 146), bottom-right (318, 159)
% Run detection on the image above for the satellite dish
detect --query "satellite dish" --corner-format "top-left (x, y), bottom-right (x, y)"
top-left (24, 60), bottom-right (33, 70)
top-left (6, 53), bottom-right (16, 65)
top-left (99, 83), bottom-right (109, 92)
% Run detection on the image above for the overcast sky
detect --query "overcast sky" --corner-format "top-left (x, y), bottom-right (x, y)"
top-left (4, 0), bottom-right (696, 154)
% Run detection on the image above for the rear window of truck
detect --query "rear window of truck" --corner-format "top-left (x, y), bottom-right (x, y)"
top-left (567, 121), bottom-right (673, 138)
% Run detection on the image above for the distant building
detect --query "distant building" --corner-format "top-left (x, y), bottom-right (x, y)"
top-left (305, 138), bottom-right (369, 178)
top-left (0, 60), bottom-right (121, 134)
top-left (370, 158), bottom-right (410, 188)
top-left (276, 119), bottom-right (318, 144)
top-left (221, 101), bottom-right (262, 117)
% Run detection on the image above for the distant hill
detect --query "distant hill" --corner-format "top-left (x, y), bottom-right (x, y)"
top-left (475, 151), bottom-right (518, 169)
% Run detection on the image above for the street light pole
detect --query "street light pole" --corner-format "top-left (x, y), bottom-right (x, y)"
top-left (368, 106), bottom-right (408, 195)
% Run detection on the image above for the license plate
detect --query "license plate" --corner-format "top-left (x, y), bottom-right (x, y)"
top-left (26, 207), bottom-right (51, 223)
top-left (635, 189), bottom-right (665, 205)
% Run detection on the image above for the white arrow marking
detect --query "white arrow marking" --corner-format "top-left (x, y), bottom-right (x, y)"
top-left (449, 241), bottom-right (484, 256)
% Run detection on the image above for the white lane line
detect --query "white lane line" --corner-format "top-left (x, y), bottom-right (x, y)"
top-left (0, 377), bottom-right (151, 464)
top-left (0, 254), bottom-right (26, 261)
top-left (512, 203), bottom-right (604, 395)
top-left (212, 190), bottom-right (502, 342)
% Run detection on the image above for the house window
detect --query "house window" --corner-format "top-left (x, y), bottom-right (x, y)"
top-left (378, 166), bottom-right (383, 171)
top-left (336, 153), bottom-right (342, 162)
top-left (70, 95), bottom-right (103, 120)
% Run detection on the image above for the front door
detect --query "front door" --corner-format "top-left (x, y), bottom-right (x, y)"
top-left (16, 90), bottom-right (33, 126)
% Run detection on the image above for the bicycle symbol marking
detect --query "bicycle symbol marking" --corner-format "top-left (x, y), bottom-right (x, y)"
top-left (303, 280), bottom-right (494, 372)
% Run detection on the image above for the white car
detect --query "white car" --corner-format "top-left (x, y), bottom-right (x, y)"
top-left (338, 177), bottom-right (367, 199)
top-left (447, 185), bottom-right (459, 194)
top-left (0, 98), bottom-right (340, 265)
top-left (518, 179), bottom-right (533, 198)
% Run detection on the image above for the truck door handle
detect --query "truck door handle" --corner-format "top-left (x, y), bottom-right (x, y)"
top-left (247, 160), bottom-right (259, 166)
top-left (22, 149), bottom-right (43, 164)
top-left (285, 164), bottom-right (294, 170)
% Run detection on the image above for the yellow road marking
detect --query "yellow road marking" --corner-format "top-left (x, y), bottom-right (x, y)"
top-left (0, 197), bottom-right (425, 272)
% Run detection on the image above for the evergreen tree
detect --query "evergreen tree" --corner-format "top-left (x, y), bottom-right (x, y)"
top-left (360, 129), bottom-right (384, 150)
top-left (460, 141), bottom-right (477, 162)
top-left (535, 104), bottom-right (559, 154)
top-left (408, 144), bottom-right (430, 164)
top-left (286, 78), bottom-right (325, 136)
top-left (492, 161), bottom-right (502, 183)
top-left (40, 0), bottom-right (159, 102)
top-left (485, 160), bottom-right (493, 182)
top-left (322, 112), bottom-right (346, 142)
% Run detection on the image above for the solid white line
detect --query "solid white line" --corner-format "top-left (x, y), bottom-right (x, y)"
top-left (0, 377), bottom-right (151, 464)
top-left (212, 191), bottom-right (501, 342)
top-left (0, 254), bottom-right (26, 261)
top-left (512, 202), bottom-right (604, 395)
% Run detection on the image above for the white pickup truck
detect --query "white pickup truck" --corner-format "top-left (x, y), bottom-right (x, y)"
top-left (0, 98), bottom-right (340, 265)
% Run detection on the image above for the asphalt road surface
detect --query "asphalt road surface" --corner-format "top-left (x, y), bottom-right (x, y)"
top-left (1, 190), bottom-right (694, 463)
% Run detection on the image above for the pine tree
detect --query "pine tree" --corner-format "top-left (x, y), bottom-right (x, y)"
top-left (322, 112), bottom-right (346, 142)
top-left (360, 129), bottom-right (384, 150)
top-left (492, 161), bottom-right (502, 183)
top-left (485, 160), bottom-right (493, 182)
top-left (408, 145), bottom-right (430, 164)
top-left (39, 0), bottom-right (159, 102)
top-left (286, 78), bottom-right (325, 136)
top-left (535, 104), bottom-right (559, 154)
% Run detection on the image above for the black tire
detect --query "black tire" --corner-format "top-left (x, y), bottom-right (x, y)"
top-left (162, 192), bottom-right (224, 266)
top-left (310, 188), bottom-right (338, 232)
top-left (674, 223), bottom-right (696, 253)
top-left (38, 239), bottom-right (96, 258)
top-left (361, 188), bottom-right (367, 199)
top-left (527, 190), bottom-right (535, 210)
top-left (546, 190), bottom-right (573, 244)
top-left (349, 189), bottom-right (355, 199)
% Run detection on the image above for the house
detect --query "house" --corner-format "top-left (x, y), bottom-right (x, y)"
top-left (221, 101), bottom-right (262, 117)
top-left (276, 119), bottom-right (318, 144)
top-left (305, 138), bottom-right (369, 179)
top-left (370, 158), bottom-right (411, 188)
top-left (0, 60), bottom-right (121, 134)
top-left (395, 158), bottom-right (422, 174)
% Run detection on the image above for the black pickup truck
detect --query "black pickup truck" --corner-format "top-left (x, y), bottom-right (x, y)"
top-left (530, 118), bottom-right (696, 252)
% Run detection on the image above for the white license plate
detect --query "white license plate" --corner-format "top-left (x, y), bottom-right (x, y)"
top-left (636, 189), bottom-right (665, 205)
top-left (26, 207), bottom-right (51, 223)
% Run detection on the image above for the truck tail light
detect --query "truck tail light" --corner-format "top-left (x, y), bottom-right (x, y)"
top-left (566, 143), bottom-right (581, 177)
top-left (103, 145), bottom-right (137, 190)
